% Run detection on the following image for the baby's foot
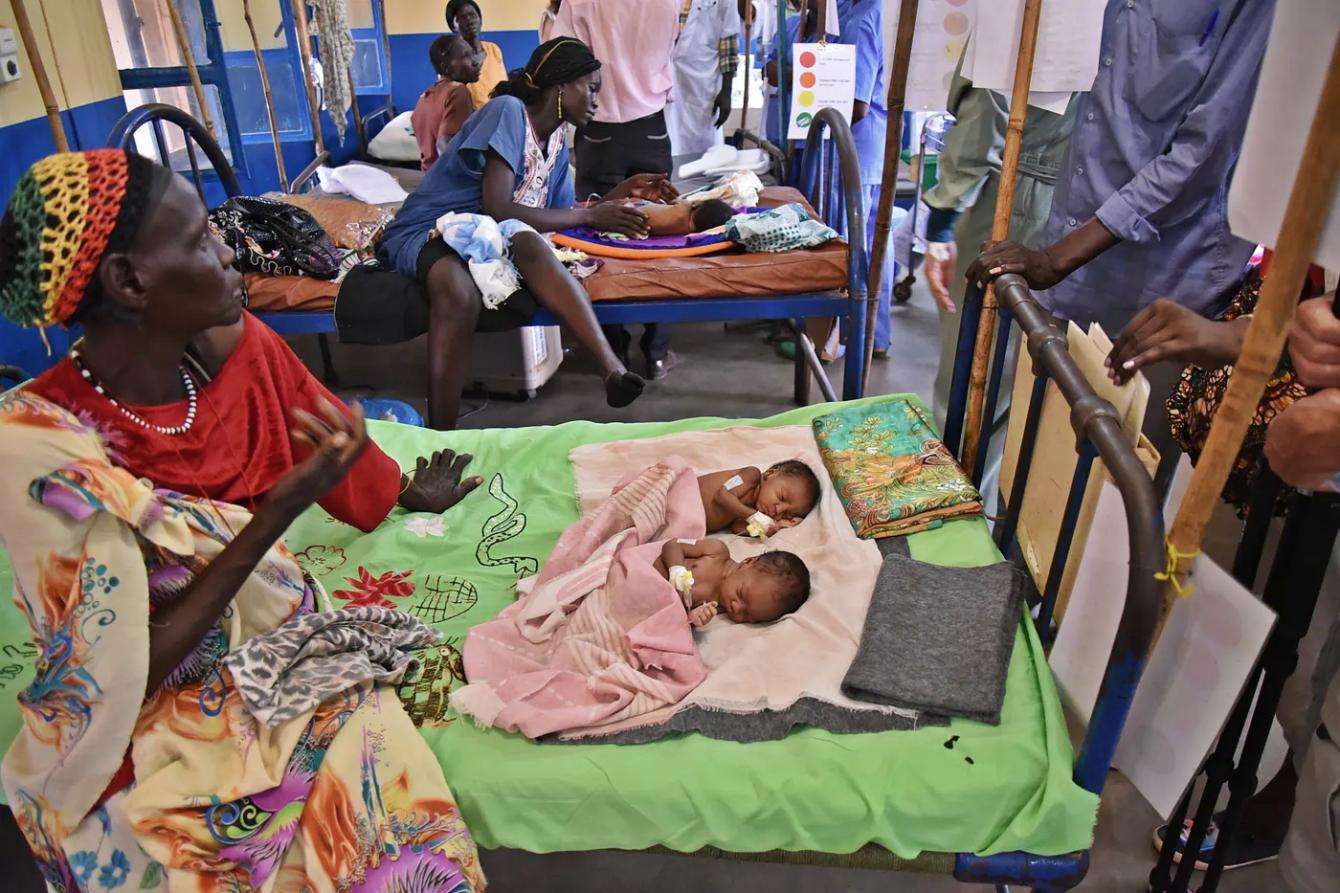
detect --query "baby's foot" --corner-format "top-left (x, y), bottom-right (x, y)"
top-left (605, 370), bottom-right (645, 408)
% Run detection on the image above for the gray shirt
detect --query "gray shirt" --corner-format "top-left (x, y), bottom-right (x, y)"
top-left (1039, 0), bottom-right (1274, 335)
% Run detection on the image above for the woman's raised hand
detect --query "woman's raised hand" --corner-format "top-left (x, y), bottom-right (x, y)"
top-left (267, 398), bottom-right (369, 519)
top-left (585, 202), bottom-right (650, 238)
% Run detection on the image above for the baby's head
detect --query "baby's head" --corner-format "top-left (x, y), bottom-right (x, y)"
top-left (757, 459), bottom-right (821, 525)
top-left (720, 551), bottom-right (811, 623)
top-left (691, 199), bottom-right (735, 232)
top-left (430, 33), bottom-right (482, 84)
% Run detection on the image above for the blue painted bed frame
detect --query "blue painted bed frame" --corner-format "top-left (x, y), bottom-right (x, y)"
top-left (107, 38), bottom-right (1162, 886)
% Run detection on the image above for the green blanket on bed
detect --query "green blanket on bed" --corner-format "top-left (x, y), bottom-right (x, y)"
top-left (0, 395), bottom-right (1098, 859)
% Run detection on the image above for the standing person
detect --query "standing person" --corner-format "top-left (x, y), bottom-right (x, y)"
top-left (921, 68), bottom-right (1077, 503)
top-left (667, 0), bottom-right (743, 157)
top-left (551, 0), bottom-right (683, 380)
top-left (765, 0), bottom-right (892, 356)
top-left (411, 33), bottom-right (482, 170)
top-left (540, 0), bottom-right (563, 43)
top-left (965, 0), bottom-right (1276, 490)
top-left (446, 0), bottom-right (506, 111)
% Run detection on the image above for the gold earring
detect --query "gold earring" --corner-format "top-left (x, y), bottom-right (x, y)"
top-left (557, 91), bottom-right (564, 122)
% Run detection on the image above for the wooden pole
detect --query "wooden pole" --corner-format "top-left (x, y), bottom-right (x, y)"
top-left (739, 1), bottom-right (753, 138)
top-left (11, 0), bottom-right (67, 151)
top-left (241, 0), bottom-right (288, 192)
top-left (378, 0), bottom-right (394, 115)
top-left (163, 0), bottom-right (216, 139)
top-left (862, 0), bottom-right (920, 394)
top-left (1153, 33), bottom-right (1340, 647)
top-left (959, 0), bottom-right (1043, 476)
top-left (348, 69), bottom-right (366, 153)
top-left (290, 0), bottom-right (326, 154)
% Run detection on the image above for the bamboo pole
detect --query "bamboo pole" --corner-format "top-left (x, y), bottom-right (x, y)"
top-left (1152, 33), bottom-right (1340, 647)
top-left (11, 0), bottom-right (67, 151)
top-left (163, 0), bottom-right (216, 139)
top-left (290, 0), bottom-right (326, 155)
top-left (377, 0), bottom-right (394, 115)
top-left (241, 0), bottom-right (288, 192)
top-left (862, 0), bottom-right (920, 394)
top-left (739, 0), bottom-right (752, 138)
top-left (959, 0), bottom-right (1043, 476)
top-left (348, 68), bottom-right (366, 152)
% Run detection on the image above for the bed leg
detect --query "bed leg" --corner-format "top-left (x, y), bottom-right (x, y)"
top-left (316, 333), bottom-right (341, 386)
top-left (793, 324), bottom-right (811, 405)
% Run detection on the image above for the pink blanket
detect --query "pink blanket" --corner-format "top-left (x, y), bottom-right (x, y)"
top-left (451, 459), bottom-right (708, 738)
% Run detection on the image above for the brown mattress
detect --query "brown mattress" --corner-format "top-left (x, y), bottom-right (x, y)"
top-left (247, 186), bottom-right (847, 313)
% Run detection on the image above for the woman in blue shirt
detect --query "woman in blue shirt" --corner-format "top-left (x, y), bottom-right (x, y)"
top-left (379, 38), bottom-right (676, 428)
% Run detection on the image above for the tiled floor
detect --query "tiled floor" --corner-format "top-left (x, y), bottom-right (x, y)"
top-left (0, 282), bottom-right (1287, 890)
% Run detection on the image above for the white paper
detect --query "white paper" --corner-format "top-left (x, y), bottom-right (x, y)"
top-left (1227, 0), bottom-right (1340, 270)
top-left (884, 0), bottom-right (978, 111)
top-left (787, 42), bottom-right (856, 140)
top-left (963, 0), bottom-right (1103, 102)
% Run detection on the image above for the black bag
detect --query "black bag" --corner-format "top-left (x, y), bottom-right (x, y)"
top-left (209, 196), bottom-right (344, 279)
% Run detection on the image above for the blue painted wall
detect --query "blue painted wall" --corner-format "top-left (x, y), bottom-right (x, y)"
top-left (388, 29), bottom-right (538, 114)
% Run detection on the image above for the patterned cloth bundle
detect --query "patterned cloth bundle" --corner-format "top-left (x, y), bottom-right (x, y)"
top-left (813, 398), bottom-right (982, 538)
top-left (725, 202), bottom-right (839, 253)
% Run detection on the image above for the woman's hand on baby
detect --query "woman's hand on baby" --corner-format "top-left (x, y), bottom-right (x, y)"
top-left (585, 202), bottom-right (650, 238)
top-left (689, 602), bottom-right (719, 627)
top-left (268, 398), bottom-right (369, 520)
top-left (606, 173), bottom-right (679, 204)
top-left (400, 449), bottom-right (483, 514)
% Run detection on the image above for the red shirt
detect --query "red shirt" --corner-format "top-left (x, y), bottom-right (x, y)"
top-left (27, 312), bottom-right (400, 533)
top-left (411, 80), bottom-right (474, 170)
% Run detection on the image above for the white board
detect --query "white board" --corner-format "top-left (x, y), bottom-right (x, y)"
top-left (787, 42), bottom-right (856, 140)
top-left (1227, 0), bottom-right (1340, 269)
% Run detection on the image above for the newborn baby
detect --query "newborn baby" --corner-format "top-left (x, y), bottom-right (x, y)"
top-left (624, 198), bottom-right (736, 237)
top-left (698, 460), bottom-right (822, 538)
top-left (655, 538), bottom-right (811, 626)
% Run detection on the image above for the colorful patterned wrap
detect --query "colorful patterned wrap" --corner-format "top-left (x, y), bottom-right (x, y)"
top-left (812, 398), bottom-right (983, 538)
top-left (0, 150), bottom-right (159, 329)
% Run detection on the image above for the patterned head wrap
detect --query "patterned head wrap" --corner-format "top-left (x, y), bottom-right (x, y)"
top-left (0, 149), bottom-right (163, 329)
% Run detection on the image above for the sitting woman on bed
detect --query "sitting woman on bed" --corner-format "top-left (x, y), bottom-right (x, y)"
top-left (412, 32), bottom-right (482, 170)
top-left (378, 37), bottom-right (678, 429)
top-left (0, 150), bottom-right (484, 890)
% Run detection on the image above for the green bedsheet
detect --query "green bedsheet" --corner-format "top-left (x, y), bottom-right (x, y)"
top-left (0, 395), bottom-right (1098, 859)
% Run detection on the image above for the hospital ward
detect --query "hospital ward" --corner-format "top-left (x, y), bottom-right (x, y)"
top-left (3, 1), bottom-right (1340, 890)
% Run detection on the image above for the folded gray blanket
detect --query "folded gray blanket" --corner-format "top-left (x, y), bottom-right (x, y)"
top-left (223, 606), bottom-right (441, 726)
top-left (842, 551), bottom-right (1023, 725)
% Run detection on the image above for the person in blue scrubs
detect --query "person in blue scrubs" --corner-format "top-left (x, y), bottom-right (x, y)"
top-left (766, 0), bottom-right (899, 356)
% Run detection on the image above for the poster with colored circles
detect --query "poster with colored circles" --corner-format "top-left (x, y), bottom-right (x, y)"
top-left (786, 42), bottom-right (856, 141)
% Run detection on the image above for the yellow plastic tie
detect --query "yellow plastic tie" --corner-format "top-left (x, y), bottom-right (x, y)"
top-left (1153, 538), bottom-right (1201, 599)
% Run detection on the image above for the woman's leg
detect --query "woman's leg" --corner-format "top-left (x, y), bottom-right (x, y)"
top-left (424, 254), bottom-right (483, 429)
top-left (509, 231), bottom-right (644, 407)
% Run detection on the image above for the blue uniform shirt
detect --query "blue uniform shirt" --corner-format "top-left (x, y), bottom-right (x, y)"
top-left (1039, 0), bottom-right (1274, 335)
top-left (379, 96), bottom-right (576, 277)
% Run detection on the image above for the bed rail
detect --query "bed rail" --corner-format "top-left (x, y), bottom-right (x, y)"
top-left (107, 102), bottom-right (241, 200)
top-left (943, 274), bottom-right (1164, 796)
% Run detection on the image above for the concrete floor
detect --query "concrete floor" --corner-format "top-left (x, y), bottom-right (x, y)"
top-left (0, 282), bottom-right (1286, 890)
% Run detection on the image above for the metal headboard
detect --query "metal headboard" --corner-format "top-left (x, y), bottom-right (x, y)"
top-left (107, 102), bottom-right (327, 198)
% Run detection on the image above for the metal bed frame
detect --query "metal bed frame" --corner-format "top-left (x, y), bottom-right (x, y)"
top-left (107, 102), bottom-right (871, 406)
top-left (104, 112), bottom-right (1164, 893)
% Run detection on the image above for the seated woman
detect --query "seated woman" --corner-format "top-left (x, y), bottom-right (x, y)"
top-left (0, 150), bottom-right (485, 890)
top-left (379, 37), bottom-right (678, 429)
top-left (412, 32), bottom-right (482, 170)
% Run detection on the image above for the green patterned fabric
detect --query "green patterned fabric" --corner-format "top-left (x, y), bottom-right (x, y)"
top-left (813, 398), bottom-right (983, 537)
top-left (0, 395), bottom-right (1097, 860)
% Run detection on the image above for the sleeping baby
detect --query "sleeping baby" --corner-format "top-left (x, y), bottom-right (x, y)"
top-left (655, 538), bottom-right (811, 626)
top-left (698, 460), bottom-right (822, 539)
top-left (617, 198), bottom-right (737, 237)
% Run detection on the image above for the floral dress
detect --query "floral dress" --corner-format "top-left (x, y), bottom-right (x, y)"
top-left (0, 393), bottom-right (484, 892)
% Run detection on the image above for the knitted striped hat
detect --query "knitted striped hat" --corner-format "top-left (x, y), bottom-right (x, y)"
top-left (0, 149), bottom-right (161, 328)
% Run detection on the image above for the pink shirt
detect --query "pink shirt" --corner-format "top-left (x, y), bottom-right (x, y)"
top-left (551, 0), bottom-right (679, 124)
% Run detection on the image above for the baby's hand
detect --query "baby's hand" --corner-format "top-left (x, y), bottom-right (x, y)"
top-left (689, 602), bottom-right (718, 627)
top-left (776, 517), bottom-right (801, 530)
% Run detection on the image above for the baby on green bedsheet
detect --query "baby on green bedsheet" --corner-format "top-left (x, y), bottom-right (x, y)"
top-left (697, 460), bottom-right (823, 539)
top-left (654, 538), bottom-right (811, 627)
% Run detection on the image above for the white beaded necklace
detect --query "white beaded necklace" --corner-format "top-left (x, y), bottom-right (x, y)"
top-left (70, 346), bottom-right (197, 436)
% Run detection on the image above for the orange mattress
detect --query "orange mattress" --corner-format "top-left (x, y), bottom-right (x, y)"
top-left (246, 187), bottom-right (848, 313)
